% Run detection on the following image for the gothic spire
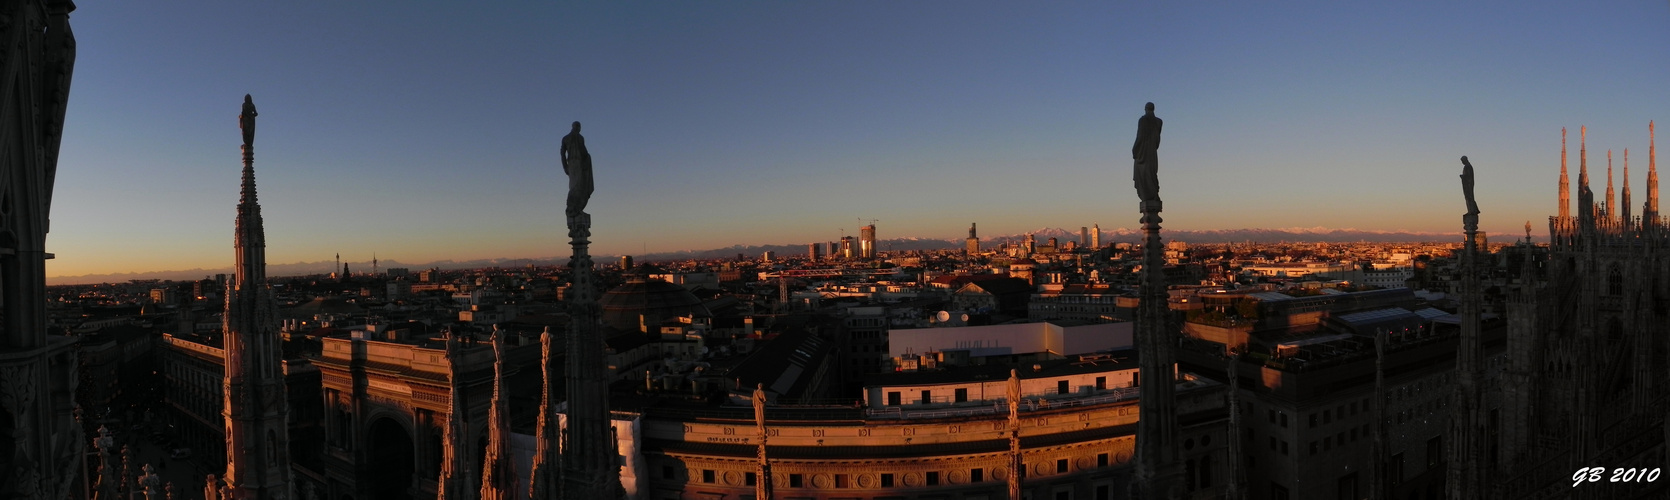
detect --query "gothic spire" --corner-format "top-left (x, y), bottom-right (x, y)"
top-left (1580, 126), bottom-right (1593, 223)
top-left (1559, 128), bottom-right (1570, 219)
top-left (438, 331), bottom-right (474, 500)
top-left (530, 327), bottom-right (560, 500)
top-left (1607, 150), bottom-right (1616, 221)
top-left (480, 328), bottom-right (517, 500)
top-left (223, 94), bottom-right (292, 500)
top-left (1649, 121), bottom-right (1659, 223)
top-left (1623, 149), bottom-right (1632, 226)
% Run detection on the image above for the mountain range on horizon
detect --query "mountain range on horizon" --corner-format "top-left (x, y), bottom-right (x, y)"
top-left (46, 226), bottom-right (1467, 286)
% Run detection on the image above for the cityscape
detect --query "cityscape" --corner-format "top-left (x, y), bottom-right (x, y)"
top-left (6, 2), bottom-right (1669, 500)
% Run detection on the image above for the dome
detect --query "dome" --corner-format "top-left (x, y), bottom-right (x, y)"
top-left (598, 265), bottom-right (711, 331)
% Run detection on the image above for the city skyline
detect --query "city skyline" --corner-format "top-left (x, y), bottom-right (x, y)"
top-left (50, 2), bottom-right (1670, 280)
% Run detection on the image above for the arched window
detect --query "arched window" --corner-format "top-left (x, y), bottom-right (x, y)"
top-left (1608, 265), bottom-right (1623, 296)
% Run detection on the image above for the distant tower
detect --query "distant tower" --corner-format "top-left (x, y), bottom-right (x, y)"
top-left (222, 95), bottom-right (294, 500)
top-left (840, 236), bottom-right (854, 259)
top-left (965, 223), bottom-right (980, 254)
top-left (859, 224), bottom-right (877, 259)
top-left (1649, 122), bottom-right (1659, 223)
top-left (1092, 223), bottom-right (1101, 249)
top-left (1024, 233), bottom-right (1036, 255)
top-left (620, 255), bottom-right (633, 270)
top-left (1080, 226), bottom-right (1089, 247)
top-left (372, 253), bottom-right (378, 276)
top-left (807, 243), bottom-right (820, 261)
top-left (1559, 128), bottom-right (1570, 219)
top-left (334, 253), bottom-right (340, 279)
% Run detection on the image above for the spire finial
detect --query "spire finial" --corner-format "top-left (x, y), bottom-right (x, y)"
top-left (1559, 127), bottom-right (1570, 219)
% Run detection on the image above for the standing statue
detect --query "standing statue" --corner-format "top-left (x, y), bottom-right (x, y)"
top-left (1133, 102), bottom-right (1163, 204)
top-left (239, 94), bottom-right (257, 148)
top-left (1461, 156), bottom-right (1479, 215)
top-left (561, 121), bottom-right (594, 219)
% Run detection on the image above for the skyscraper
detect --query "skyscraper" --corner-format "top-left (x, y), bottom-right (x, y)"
top-left (966, 223), bottom-right (980, 254)
top-left (859, 224), bottom-right (877, 259)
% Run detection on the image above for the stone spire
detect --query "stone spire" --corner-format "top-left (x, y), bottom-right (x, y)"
top-left (140, 464), bottom-right (163, 500)
top-left (1649, 122), bottom-right (1659, 223)
top-left (1130, 105), bottom-right (1182, 499)
top-left (1623, 149), bottom-right (1632, 227)
top-left (480, 328), bottom-right (517, 500)
top-left (1559, 128), bottom-right (1570, 218)
top-left (1607, 150), bottom-right (1616, 220)
top-left (562, 125), bottom-right (620, 499)
top-left (1580, 126), bottom-right (1593, 224)
top-left (530, 327), bottom-right (560, 500)
top-left (222, 94), bottom-right (293, 500)
top-left (1447, 158), bottom-right (1488, 500)
top-left (437, 331), bottom-right (475, 500)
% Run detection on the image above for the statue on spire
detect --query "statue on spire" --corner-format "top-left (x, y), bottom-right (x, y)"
top-left (1461, 156), bottom-right (1480, 216)
top-left (240, 94), bottom-right (257, 149)
top-left (562, 121), bottom-right (594, 220)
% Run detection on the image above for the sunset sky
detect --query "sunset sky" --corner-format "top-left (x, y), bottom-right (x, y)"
top-left (48, 2), bottom-right (1670, 281)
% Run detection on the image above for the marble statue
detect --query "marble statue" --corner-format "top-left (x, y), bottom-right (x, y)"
top-left (1133, 102), bottom-right (1163, 204)
top-left (1135, 102), bottom-right (1162, 204)
top-left (240, 95), bottom-right (257, 148)
top-left (1461, 156), bottom-right (1479, 215)
top-left (561, 121), bottom-right (594, 219)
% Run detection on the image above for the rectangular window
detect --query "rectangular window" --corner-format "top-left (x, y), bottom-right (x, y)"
top-left (1096, 376), bottom-right (1106, 390)
top-left (880, 474), bottom-right (894, 487)
top-left (835, 474), bottom-right (849, 488)
top-left (1309, 413), bottom-right (1318, 428)
top-left (1389, 453), bottom-right (1404, 485)
top-left (790, 474), bottom-right (803, 488)
top-left (1057, 458), bottom-right (1069, 473)
top-left (1055, 491), bottom-right (1070, 500)
top-left (1058, 380), bottom-right (1070, 394)
top-left (955, 388), bottom-right (968, 403)
top-left (1281, 440), bottom-right (1289, 455)
top-left (703, 470), bottom-right (715, 483)
top-left (887, 392), bottom-right (901, 406)
top-left (661, 466), bottom-right (674, 480)
top-left (1098, 453), bottom-right (1109, 467)
top-left (971, 468), bottom-right (984, 483)
top-left (1268, 409), bottom-right (1276, 424)
top-left (745, 472), bottom-right (756, 486)
top-left (1280, 412), bottom-right (1288, 428)
top-left (1096, 485), bottom-right (1109, 500)
top-left (921, 390), bottom-right (932, 404)
top-left (926, 471), bottom-right (939, 486)
top-left (1133, 371), bottom-right (1139, 387)
top-left (1322, 409), bottom-right (1330, 424)
top-left (1271, 483), bottom-right (1290, 500)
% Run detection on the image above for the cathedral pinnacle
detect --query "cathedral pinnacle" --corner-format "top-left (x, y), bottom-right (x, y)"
top-left (1559, 128), bottom-right (1569, 219)
top-left (1623, 149), bottom-right (1632, 225)
top-left (1607, 150), bottom-right (1616, 221)
top-left (1650, 121), bottom-right (1659, 222)
top-left (481, 327), bottom-right (517, 500)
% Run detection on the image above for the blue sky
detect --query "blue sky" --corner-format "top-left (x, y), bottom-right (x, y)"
top-left (48, 2), bottom-right (1670, 279)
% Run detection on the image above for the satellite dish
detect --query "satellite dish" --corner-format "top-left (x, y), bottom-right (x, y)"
top-left (936, 311), bottom-right (951, 323)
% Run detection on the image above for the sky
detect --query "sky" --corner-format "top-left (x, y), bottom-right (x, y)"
top-left (47, 1), bottom-right (1670, 281)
